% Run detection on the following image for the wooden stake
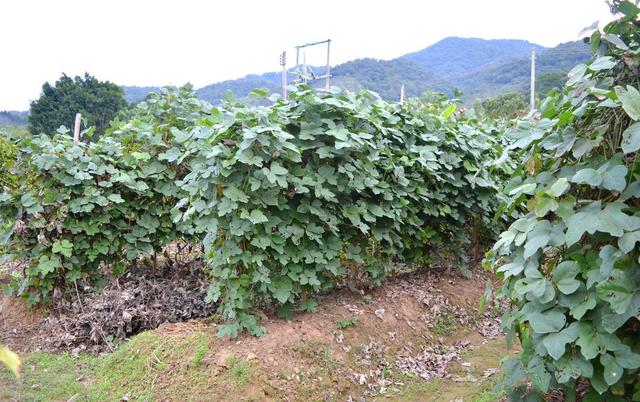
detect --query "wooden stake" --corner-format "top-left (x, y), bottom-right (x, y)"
top-left (73, 113), bottom-right (82, 143)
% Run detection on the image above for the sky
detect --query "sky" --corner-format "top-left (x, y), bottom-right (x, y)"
top-left (1, 0), bottom-right (614, 110)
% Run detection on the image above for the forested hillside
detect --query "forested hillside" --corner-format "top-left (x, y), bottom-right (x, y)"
top-left (402, 37), bottom-right (545, 78)
top-left (458, 40), bottom-right (592, 98)
top-left (113, 38), bottom-right (590, 105)
top-left (0, 111), bottom-right (28, 126)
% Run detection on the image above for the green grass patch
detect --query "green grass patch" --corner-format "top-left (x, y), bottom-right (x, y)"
top-left (336, 315), bottom-right (359, 330)
top-left (0, 352), bottom-right (98, 402)
top-left (431, 312), bottom-right (457, 336)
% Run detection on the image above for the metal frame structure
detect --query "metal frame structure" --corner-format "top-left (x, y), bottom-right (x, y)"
top-left (280, 39), bottom-right (332, 100)
top-left (294, 39), bottom-right (332, 88)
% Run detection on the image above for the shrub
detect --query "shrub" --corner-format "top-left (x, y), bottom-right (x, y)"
top-left (176, 86), bottom-right (512, 336)
top-left (0, 87), bottom-right (208, 304)
top-left (489, 3), bottom-right (640, 399)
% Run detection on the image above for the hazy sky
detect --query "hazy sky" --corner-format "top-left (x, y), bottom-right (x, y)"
top-left (1, 0), bottom-right (613, 110)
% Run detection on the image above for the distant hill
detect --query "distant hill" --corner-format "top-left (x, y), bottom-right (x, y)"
top-left (196, 72), bottom-right (282, 104)
top-left (402, 37), bottom-right (546, 78)
top-left (120, 37), bottom-right (593, 105)
top-left (458, 40), bottom-right (592, 99)
top-left (0, 110), bottom-right (28, 126)
top-left (121, 86), bottom-right (163, 103)
top-left (330, 58), bottom-right (452, 100)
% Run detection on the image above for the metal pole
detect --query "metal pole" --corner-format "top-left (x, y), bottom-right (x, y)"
top-left (303, 51), bottom-right (307, 83)
top-left (530, 48), bottom-right (536, 111)
top-left (73, 113), bottom-right (81, 143)
top-left (325, 39), bottom-right (331, 89)
top-left (400, 85), bottom-right (405, 105)
top-left (280, 51), bottom-right (287, 100)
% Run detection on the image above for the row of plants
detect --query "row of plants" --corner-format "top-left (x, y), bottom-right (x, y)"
top-left (0, 86), bottom-right (209, 304)
top-left (175, 87), bottom-right (513, 335)
top-left (0, 84), bottom-right (511, 335)
top-left (489, 2), bottom-right (640, 400)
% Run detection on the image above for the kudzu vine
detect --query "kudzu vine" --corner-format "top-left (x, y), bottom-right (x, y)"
top-left (490, 2), bottom-right (640, 400)
top-left (176, 86), bottom-right (512, 336)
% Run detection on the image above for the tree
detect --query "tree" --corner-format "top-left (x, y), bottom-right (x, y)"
top-left (535, 71), bottom-right (566, 97)
top-left (29, 73), bottom-right (126, 136)
top-left (480, 91), bottom-right (528, 120)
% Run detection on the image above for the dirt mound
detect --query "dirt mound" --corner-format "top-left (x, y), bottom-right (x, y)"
top-left (178, 268), bottom-right (506, 400)
top-left (1, 259), bottom-right (217, 354)
top-left (2, 264), bottom-right (511, 401)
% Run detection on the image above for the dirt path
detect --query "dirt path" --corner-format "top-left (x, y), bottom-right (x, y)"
top-left (1, 268), bottom-right (511, 401)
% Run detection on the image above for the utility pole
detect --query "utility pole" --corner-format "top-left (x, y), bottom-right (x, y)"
top-left (530, 48), bottom-right (536, 111)
top-left (400, 84), bottom-right (405, 105)
top-left (280, 51), bottom-right (288, 100)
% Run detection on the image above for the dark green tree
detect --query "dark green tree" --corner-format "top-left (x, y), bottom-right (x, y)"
top-left (480, 91), bottom-right (528, 120)
top-left (29, 73), bottom-right (126, 136)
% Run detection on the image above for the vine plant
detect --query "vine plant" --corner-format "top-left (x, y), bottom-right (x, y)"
top-left (489, 2), bottom-right (640, 400)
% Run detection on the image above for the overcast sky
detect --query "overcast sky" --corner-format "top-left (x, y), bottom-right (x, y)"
top-left (1, 0), bottom-right (613, 110)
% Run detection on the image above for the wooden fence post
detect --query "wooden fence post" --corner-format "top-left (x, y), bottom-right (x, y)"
top-left (73, 113), bottom-right (81, 143)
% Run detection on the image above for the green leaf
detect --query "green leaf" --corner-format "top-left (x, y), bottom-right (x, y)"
top-left (567, 64), bottom-right (587, 86)
top-left (270, 162), bottom-right (288, 176)
top-left (326, 127), bottom-right (349, 141)
top-left (577, 323), bottom-right (623, 360)
top-left (534, 195), bottom-right (558, 217)
top-left (615, 85), bottom-right (640, 121)
top-left (547, 178), bottom-right (570, 197)
top-left (552, 261), bottom-right (581, 295)
top-left (598, 245), bottom-right (622, 277)
top-left (37, 255), bottom-right (61, 275)
top-left (248, 209), bottom-right (268, 224)
top-left (619, 230), bottom-right (640, 253)
top-left (524, 221), bottom-right (551, 258)
top-left (52, 239), bottom-right (74, 258)
top-left (271, 277), bottom-right (293, 304)
top-left (614, 345), bottom-right (640, 369)
top-left (131, 151), bottom-right (151, 161)
top-left (572, 168), bottom-right (602, 187)
top-left (299, 299), bottom-right (318, 313)
top-left (600, 353), bottom-right (623, 385)
top-left (527, 308), bottom-right (566, 334)
top-left (589, 56), bottom-right (616, 71)
top-left (527, 356), bottom-right (551, 392)
top-left (224, 186), bottom-right (248, 203)
top-left (603, 33), bottom-right (628, 50)
top-left (542, 322), bottom-right (579, 360)
top-left (601, 164), bottom-right (627, 192)
top-left (216, 323), bottom-right (240, 338)
top-left (107, 194), bottom-right (125, 203)
top-left (596, 272), bottom-right (633, 314)
top-left (621, 122), bottom-right (640, 154)
top-left (555, 350), bottom-right (593, 384)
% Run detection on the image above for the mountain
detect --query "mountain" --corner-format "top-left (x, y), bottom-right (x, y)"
top-left (122, 86), bottom-right (164, 103)
top-left (458, 40), bottom-right (592, 99)
top-left (330, 58), bottom-right (452, 100)
top-left (121, 37), bottom-right (593, 105)
top-left (0, 110), bottom-right (28, 126)
top-left (402, 37), bottom-right (546, 78)
top-left (196, 71), bottom-right (283, 104)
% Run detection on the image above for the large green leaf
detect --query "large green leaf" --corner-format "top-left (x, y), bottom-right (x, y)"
top-left (615, 85), bottom-right (640, 121)
top-left (621, 122), bottom-right (640, 153)
top-left (542, 322), bottom-right (579, 360)
top-left (527, 308), bottom-right (566, 334)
